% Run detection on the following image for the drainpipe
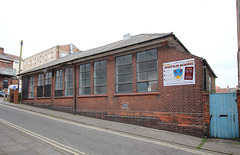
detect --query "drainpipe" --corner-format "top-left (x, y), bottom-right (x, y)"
top-left (72, 62), bottom-right (77, 115)
top-left (202, 59), bottom-right (207, 91)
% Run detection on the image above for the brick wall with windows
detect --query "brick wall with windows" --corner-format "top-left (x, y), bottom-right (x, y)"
top-left (21, 36), bottom-right (216, 137)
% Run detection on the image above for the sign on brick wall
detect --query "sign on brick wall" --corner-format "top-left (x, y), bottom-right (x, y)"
top-left (163, 58), bottom-right (195, 86)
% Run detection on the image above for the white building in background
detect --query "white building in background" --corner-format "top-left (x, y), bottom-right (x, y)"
top-left (23, 44), bottom-right (80, 72)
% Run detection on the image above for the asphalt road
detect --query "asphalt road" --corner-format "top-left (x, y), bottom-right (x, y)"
top-left (0, 103), bottom-right (204, 155)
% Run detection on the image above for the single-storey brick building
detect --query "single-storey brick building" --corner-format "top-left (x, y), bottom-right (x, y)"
top-left (19, 33), bottom-right (217, 137)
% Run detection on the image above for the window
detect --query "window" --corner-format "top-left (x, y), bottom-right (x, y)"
top-left (209, 76), bottom-right (212, 91)
top-left (65, 67), bottom-right (73, 96)
top-left (55, 70), bottom-right (63, 96)
top-left (116, 54), bottom-right (133, 93)
top-left (37, 74), bottom-right (43, 97)
top-left (79, 64), bottom-right (91, 95)
top-left (44, 72), bottom-right (52, 97)
top-left (94, 60), bottom-right (107, 94)
top-left (137, 49), bottom-right (158, 92)
top-left (22, 76), bottom-right (28, 99)
top-left (29, 75), bottom-right (34, 98)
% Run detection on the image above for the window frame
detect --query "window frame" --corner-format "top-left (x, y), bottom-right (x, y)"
top-left (79, 63), bottom-right (91, 95)
top-left (115, 54), bottom-right (133, 94)
top-left (94, 60), bottom-right (107, 95)
top-left (29, 75), bottom-right (34, 98)
top-left (64, 67), bottom-right (73, 96)
top-left (137, 49), bottom-right (158, 92)
top-left (55, 69), bottom-right (63, 96)
top-left (37, 73), bottom-right (44, 97)
top-left (44, 72), bottom-right (52, 97)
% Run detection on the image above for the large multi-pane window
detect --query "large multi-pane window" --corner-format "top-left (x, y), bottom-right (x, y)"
top-left (29, 75), bottom-right (34, 98)
top-left (44, 72), bottom-right (52, 97)
top-left (79, 64), bottom-right (91, 95)
top-left (37, 74), bottom-right (43, 97)
top-left (137, 49), bottom-right (158, 92)
top-left (116, 54), bottom-right (133, 93)
top-left (55, 70), bottom-right (63, 96)
top-left (94, 60), bottom-right (107, 94)
top-left (65, 67), bottom-right (73, 96)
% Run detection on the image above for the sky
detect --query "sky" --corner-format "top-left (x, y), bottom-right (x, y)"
top-left (0, 0), bottom-right (238, 88)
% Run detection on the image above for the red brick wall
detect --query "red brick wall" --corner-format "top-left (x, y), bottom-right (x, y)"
top-left (22, 44), bottom-right (209, 136)
top-left (74, 45), bottom-right (205, 136)
top-left (0, 61), bottom-right (13, 69)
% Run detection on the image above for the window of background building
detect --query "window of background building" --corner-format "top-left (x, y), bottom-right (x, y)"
top-left (79, 63), bottom-right (91, 95)
top-left (94, 60), bottom-right (107, 94)
top-left (55, 70), bottom-right (63, 96)
top-left (44, 72), bottom-right (52, 97)
top-left (209, 76), bottom-right (212, 91)
top-left (29, 76), bottom-right (34, 98)
top-left (116, 54), bottom-right (133, 93)
top-left (65, 67), bottom-right (73, 96)
top-left (37, 74), bottom-right (43, 97)
top-left (137, 49), bottom-right (158, 92)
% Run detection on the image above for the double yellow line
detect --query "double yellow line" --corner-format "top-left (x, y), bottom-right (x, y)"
top-left (0, 118), bottom-right (85, 155)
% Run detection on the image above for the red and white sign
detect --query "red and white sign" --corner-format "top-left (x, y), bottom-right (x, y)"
top-left (163, 58), bottom-right (195, 86)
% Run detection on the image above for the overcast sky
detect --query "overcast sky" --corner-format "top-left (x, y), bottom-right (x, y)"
top-left (0, 0), bottom-right (237, 88)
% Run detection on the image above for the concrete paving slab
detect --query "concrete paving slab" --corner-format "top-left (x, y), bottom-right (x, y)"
top-left (1, 144), bottom-right (28, 154)
top-left (203, 139), bottom-right (240, 155)
top-left (7, 149), bottom-right (38, 155)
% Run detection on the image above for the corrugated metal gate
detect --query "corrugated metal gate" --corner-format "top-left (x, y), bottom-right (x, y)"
top-left (209, 93), bottom-right (239, 139)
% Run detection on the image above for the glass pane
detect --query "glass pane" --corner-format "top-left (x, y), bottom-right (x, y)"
top-left (86, 79), bottom-right (90, 87)
top-left (137, 51), bottom-right (146, 62)
top-left (70, 89), bottom-right (73, 96)
top-left (101, 60), bottom-right (107, 69)
top-left (70, 81), bottom-right (73, 88)
top-left (94, 86), bottom-right (107, 94)
top-left (86, 63), bottom-right (91, 71)
top-left (147, 60), bottom-right (157, 70)
top-left (137, 82), bottom-right (148, 92)
top-left (86, 72), bottom-right (91, 79)
top-left (117, 65), bottom-right (132, 75)
top-left (94, 61), bottom-right (101, 70)
top-left (137, 72), bottom-right (147, 82)
top-left (80, 65), bottom-right (84, 72)
top-left (148, 71), bottom-right (157, 81)
top-left (124, 55), bottom-right (132, 64)
top-left (149, 81), bottom-right (158, 92)
top-left (85, 87), bottom-right (90, 95)
top-left (70, 68), bottom-right (73, 74)
top-left (116, 74), bottom-right (132, 84)
top-left (65, 68), bottom-right (69, 75)
top-left (116, 56), bottom-right (123, 66)
top-left (116, 84), bottom-right (132, 93)
top-left (147, 49), bottom-right (157, 60)
top-left (137, 62), bottom-right (147, 72)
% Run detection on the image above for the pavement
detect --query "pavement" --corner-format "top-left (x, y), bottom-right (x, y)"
top-left (0, 99), bottom-right (240, 155)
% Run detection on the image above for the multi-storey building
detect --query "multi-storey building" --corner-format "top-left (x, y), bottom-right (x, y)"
top-left (0, 47), bottom-right (19, 91)
top-left (23, 44), bottom-right (79, 72)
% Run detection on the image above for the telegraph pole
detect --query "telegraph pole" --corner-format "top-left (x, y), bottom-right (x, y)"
top-left (18, 40), bottom-right (23, 91)
top-left (237, 0), bottom-right (240, 88)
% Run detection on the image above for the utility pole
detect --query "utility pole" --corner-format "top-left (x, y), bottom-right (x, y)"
top-left (18, 40), bottom-right (23, 91)
top-left (237, 0), bottom-right (240, 88)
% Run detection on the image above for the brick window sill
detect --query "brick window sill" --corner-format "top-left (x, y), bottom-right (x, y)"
top-left (54, 96), bottom-right (73, 99)
top-left (36, 97), bottom-right (51, 100)
top-left (114, 92), bottom-right (160, 96)
top-left (78, 94), bottom-right (108, 98)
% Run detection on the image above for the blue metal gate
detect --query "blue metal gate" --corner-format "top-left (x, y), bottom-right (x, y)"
top-left (209, 93), bottom-right (239, 139)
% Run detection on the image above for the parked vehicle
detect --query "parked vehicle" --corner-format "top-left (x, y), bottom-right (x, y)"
top-left (0, 90), bottom-right (5, 97)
